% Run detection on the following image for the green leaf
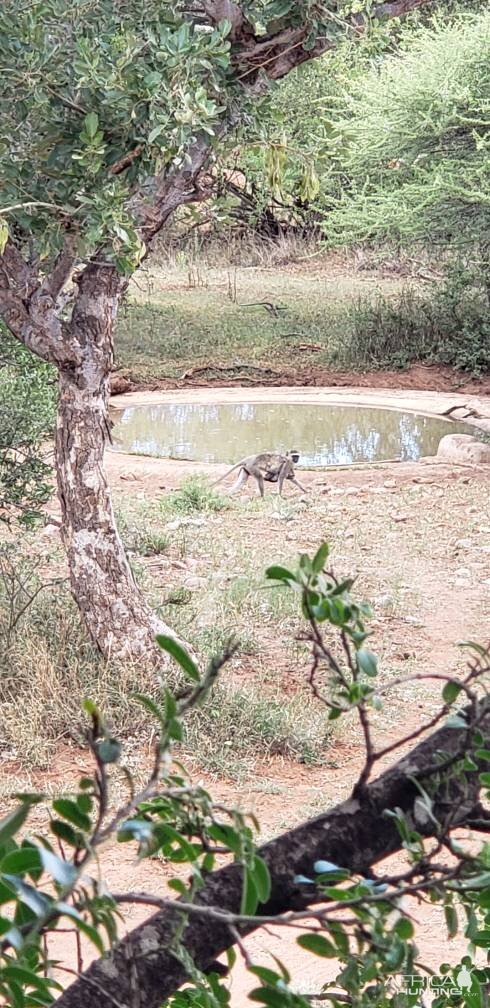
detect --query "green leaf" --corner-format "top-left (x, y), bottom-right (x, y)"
top-left (265, 565), bottom-right (296, 583)
top-left (96, 738), bottom-right (122, 764)
top-left (84, 112), bottom-right (99, 139)
top-left (249, 988), bottom-right (288, 1008)
top-left (4, 877), bottom-right (50, 917)
top-left (442, 681), bottom-right (462, 704)
top-left (251, 855), bottom-right (271, 904)
top-left (40, 848), bottom-right (77, 886)
top-left (0, 848), bottom-right (41, 876)
top-left (208, 823), bottom-right (242, 856)
top-left (328, 707), bottom-right (343, 720)
top-left (444, 904), bottom-right (458, 938)
top-left (52, 799), bottom-right (91, 832)
top-left (77, 793), bottom-right (92, 815)
top-left (50, 820), bottom-right (80, 848)
top-left (475, 750), bottom-right (490, 762)
top-left (357, 649), bottom-right (378, 677)
top-left (446, 714), bottom-right (467, 729)
top-left (311, 543), bottom-right (329, 573)
top-left (2, 964), bottom-right (56, 993)
top-left (0, 805), bottom-right (30, 847)
top-left (240, 867), bottom-right (258, 915)
top-left (168, 878), bottom-right (187, 896)
top-left (395, 917), bottom-right (414, 939)
top-left (479, 773), bottom-right (490, 787)
top-left (156, 635), bottom-right (200, 682)
top-left (297, 932), bottom-right (336, 957)
top-left (148, 124), bottom-right (164, 143)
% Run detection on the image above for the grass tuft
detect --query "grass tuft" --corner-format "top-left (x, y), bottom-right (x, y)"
top-left (160, 476), bottom-right (230, 516)
top-left (185, 682), bottom-right (332, 777)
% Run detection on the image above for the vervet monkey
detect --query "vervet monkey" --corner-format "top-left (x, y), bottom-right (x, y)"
top-left (212, 450), bottom-right (306, 497)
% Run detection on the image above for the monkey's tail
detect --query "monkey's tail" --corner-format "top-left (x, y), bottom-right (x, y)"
top-left (211, 461), bottom-right (243, 487)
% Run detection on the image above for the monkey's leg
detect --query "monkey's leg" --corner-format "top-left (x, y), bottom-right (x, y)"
top-left (228, 468), bottom-right (249, 495)
top-left (277, 461), bottom-right (291, 496)
top-left (291, 477), bottom-right (308, 493)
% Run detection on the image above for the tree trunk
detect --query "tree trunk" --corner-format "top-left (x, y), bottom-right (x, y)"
top-left (55, 265), bottom-right (177, 663)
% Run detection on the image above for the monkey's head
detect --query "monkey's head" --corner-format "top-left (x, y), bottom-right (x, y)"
top-left (289, 450), bottom-right (300, 464)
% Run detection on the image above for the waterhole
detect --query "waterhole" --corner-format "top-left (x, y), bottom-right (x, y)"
top-left (110, 402), bottom-right (474, 467)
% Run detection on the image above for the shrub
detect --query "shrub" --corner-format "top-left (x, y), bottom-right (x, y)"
top-left (161, 476), bottom-right (229, 516)
top-left (335, 264), bottom-right (490, 375)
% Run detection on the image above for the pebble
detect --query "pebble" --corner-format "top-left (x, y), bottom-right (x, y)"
top-left (455, 539), bottom-right (473, 549)
top-left (182, 576), bottom-right (207, 589)
top-left (41, 523), bottom-right (60, 537)
top-left (376, 595), bottom-right (396, 612)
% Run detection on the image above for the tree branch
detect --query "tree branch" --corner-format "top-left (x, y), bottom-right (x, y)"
top-left (236, 0), bottom-right (430, 81)
top-left (54, 696), bottom-right (490, 1008)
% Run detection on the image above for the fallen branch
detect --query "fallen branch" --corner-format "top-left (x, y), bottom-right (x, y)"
top-left (55, 697), bottom-right (490, 1008)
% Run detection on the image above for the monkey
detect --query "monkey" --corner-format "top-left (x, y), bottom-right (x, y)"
top-left (212, 450), bottom-right (307, 498)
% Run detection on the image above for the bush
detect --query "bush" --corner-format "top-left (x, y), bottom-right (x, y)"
top-left (0, 328), bottom-right (57, 524)
top-left (335, 264), bottom-right (490, 375)
top-left (185, 682), bottom-right (332, 777)
top-left (161, 476), bottom-right (229, 516)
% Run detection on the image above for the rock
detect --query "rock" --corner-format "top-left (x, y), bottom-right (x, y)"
top-left (376, 595), bottom-right (395, 613)
top-left (110, 375), bottom-right (131, 394)
top-left (383, 479), bottom-right (397, 489)
top-left (436, 434), bottom-right (490, 465)
top-left (182, 576), bottom-right (207, 589)
top-left (455, 538), bottom-right (473, 550)
top-left (41, 523), bottom-right (60, 538)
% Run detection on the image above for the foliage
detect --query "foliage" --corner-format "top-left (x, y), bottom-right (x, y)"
top-left (0, 0), bottom-right (382, 275)
top-left (161, 477), bottom-right (229, 516)
top-left (333, 264), bottom-right (490, 374)
top-left (322, 10), bottom-right (490, 261)
top-left (0, 329), bottom-right (56, 525)
top-left (184, 681), bottom-right (332, 774)
top-left (0, 547), bottom-right (489, 1007)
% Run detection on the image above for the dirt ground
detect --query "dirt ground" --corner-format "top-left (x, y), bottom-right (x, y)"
top-left (111, 361), bottom-right (490, 396)
top-left (4, 385), bottom-right (490, 1004)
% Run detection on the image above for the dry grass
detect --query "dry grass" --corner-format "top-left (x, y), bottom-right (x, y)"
top-left (0, 537), bottom-right (330, 773)
top-left (1, 469), bottom-right (488, 773)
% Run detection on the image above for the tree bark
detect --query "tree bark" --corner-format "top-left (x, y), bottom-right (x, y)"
top-left (55, 264), bottom-right (179, 662)
top-left (54, 698), bottom-right (490, 1008)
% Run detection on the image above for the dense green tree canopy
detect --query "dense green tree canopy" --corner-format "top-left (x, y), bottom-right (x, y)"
top-left (320, 10), bottom-right (490, 250)
top-left (1, 0), bottom-right (419, 276)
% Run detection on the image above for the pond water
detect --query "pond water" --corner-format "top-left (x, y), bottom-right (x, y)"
top-left (110, 402), bottom-right (474, 467)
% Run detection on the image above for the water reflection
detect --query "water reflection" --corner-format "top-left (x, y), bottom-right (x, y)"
top-left (111, 402), bottom-right (471, 467)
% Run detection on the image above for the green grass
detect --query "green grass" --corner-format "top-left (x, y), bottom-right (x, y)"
top-left (185, 683), bottom-right (332, 778)
top-left (114, 260), bottom-right (404, 381)
top-left (159, 476), bottom-right (230, 516)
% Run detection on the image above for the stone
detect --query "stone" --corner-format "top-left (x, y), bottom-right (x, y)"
top-left (436, 434), bottom-right (490, 465)
top-left (41, 523), bottom-right (60, 538)
top-left (110, 375), bottom-right (131, 394)
top-left (454, 539), bottom-right (473, 550)
top-left (182, 575), bottom-right (207, 589)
